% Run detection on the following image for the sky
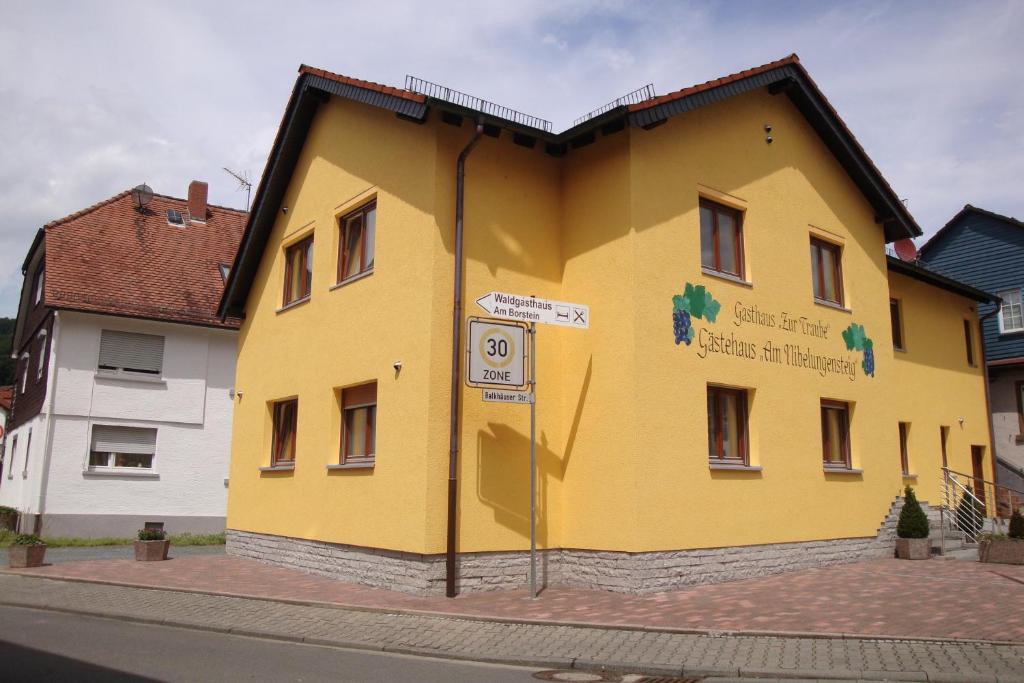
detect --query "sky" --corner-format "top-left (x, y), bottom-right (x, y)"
top-left (0, 0), bottom-right (1022, 317)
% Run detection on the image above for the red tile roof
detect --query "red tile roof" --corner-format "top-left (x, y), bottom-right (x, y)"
top-left (0, 386), bottom-right (12, 413)
top-left (298, 65), bottom-right (425, 104)
top-left (42, 190), bottom-right (246, 329)
top-left (629, 54), bottom-right (801, 112)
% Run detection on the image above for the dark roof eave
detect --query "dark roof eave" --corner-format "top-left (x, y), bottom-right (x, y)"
top-left (919, 204), bottom-right (1024, 256)
top-left (628, 64), bottom-right (920, 242)
top-left (886, 255), bottom-right (997, 303)
top-left (220, 59), bottom-right (925, 317)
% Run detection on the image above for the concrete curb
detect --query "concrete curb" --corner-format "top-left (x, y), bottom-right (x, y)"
top-left (2, 597), bottom-right (1021, 683)
top-left (3, 569), bottom-right (1021, 647)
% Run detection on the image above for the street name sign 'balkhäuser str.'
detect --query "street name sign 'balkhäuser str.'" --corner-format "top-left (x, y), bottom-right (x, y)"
top-left (475, 292), bottom-right (590, 329)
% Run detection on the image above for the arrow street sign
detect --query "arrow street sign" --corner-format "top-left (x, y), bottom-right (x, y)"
top-left (475, 292), bottom-right (589, 329)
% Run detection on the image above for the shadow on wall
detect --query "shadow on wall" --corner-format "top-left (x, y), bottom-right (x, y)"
top-left (473, 357), bottom-right (592, 545)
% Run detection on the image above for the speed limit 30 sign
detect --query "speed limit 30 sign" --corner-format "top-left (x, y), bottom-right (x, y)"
top-left (466, 317), bottom-right (528, 389)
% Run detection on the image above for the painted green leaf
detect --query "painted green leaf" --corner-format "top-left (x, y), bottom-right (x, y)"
top-left (687, 326), bottom-right (695, 343)
top-left (842, 323), bottom-right (867, 351)
top-left (672, 294), bottom-right (687, 314)
top-left (703, 292), bottom-right (721, 323)
top-left (863, 337), bottom-right (873, 350)
top-left (689, 284), bottom-right (707, 319)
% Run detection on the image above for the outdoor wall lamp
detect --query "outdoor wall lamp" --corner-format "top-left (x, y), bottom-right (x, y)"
top-left (764, 123), bottom-right (773, 144)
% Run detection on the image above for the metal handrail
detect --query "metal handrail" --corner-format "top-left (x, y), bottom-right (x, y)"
top-left (943, 467), bottom-right (1024, 498)
top-left (937, 471), bottom-right (987, 544)
top-left (404, 76), bottom-right (553, 133)
top-left (572, 83), bottom-right (656, 127)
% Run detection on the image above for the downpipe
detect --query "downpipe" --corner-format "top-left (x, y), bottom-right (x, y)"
top-left (446, 118), bottom-right (484, 598)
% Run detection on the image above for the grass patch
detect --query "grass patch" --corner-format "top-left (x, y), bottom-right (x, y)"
top-left (168, 532), bottom-right (226, 546)
top-left (0, 529), bottom-right (226, 548)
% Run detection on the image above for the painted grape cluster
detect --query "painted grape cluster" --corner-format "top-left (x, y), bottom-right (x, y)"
top-left (672, 282), bottom-right (721, 346)
top-left (841, 323), bottom-right (875, 377)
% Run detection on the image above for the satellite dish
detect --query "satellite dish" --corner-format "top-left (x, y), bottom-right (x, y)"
top-left (893, 238), bottom-right (918, 262)
top-left (131, 183), bottom-right (154, 211)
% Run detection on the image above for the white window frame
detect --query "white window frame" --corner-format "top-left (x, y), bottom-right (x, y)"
top-left (21, 428), bottom-right (31, 479)
top-left (998, 288), bottom-right (1024, 334)
top-left (88, 424), bottom-right (158, 471)
top-left (33, 264), bottom-right (44, 305)
top-left (96, 329), bottom-right (165, 379)
top-left (36, 330), bottom-right (47, 380)
top-left (6, 434), bottom-right (16, 479)
top-left (19, 353), bottom-right (29, 394)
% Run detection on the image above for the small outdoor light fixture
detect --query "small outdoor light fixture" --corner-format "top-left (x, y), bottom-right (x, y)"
top-left (764, 123), bottom-right (773, 144)
top-left (282, 206), bottom-right (289, 214)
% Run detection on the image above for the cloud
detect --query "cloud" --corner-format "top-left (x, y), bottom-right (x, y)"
top-left (0, 0), bottom-right (1022, 316)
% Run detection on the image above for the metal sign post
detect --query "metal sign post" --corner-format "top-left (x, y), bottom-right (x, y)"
top-left (529, 321), bottom-right (537, 599)
top-left (470, 293), bottom-right (589, 600)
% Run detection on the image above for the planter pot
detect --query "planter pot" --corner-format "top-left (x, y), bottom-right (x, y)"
top-left (8, 544), bottom-right (47, 568)
top-left (895, 537), bottom-right (931, 560)
top-left (134, 540), bottom-right (170, 562)
top-left (979, 538), bottom-right (1024, 564)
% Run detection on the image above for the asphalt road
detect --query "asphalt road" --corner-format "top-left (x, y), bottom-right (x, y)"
top-left (0, 605), bottom-right (544, 682)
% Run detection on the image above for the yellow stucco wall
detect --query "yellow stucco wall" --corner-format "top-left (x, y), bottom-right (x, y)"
top-left (227, 87), bottom-right (992, 556)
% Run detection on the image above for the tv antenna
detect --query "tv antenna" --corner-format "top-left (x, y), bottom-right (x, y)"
top-left (222, 167), bottom-right (252, 210)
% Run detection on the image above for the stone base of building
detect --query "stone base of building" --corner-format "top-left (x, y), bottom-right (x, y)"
top-left (228, 497), bottom-right (904, 596)
top-left (30, 514), bottom-right (225, 538)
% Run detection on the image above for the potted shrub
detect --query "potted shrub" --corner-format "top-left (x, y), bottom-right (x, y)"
top-left (8, 534), bottom-right (47, 568)
top-left (134, 527), bottom-right (170, 561)
top-left (0, 506), bottom-right (17, 531)
top-left (895, 486), bottom-right (931, 560)
top-left (979, 509), bottom-right (1024, 564)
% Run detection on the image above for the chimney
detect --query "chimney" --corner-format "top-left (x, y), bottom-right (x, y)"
top-left (188, 180), bottom-right (208, 223)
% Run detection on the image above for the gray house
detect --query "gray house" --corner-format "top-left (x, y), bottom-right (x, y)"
top-left (920, 206), bottom-right (1024, 491)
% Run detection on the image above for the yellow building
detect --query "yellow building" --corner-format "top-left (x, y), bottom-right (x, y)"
top-left (218, 56), bottom-right (996, 595)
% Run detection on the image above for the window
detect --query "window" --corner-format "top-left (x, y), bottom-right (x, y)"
top-left (271, 399), bottom-right (298, 465)
top-left (699, 199), bottom-right (743, 278)
top-left (32, 262), bottom-right (44, 306)
top-left (283, 236), bottom-right (313, 305)
top-left (999, 289), bottom-right (1024, 333)
top-left (890, 299), bottom-right (904, 351)
top-left (7, 435), bottom-right (16, 479)
top-left (706, 386), bottom-right (748, 464)
top-left (19, 353), bottom-right (29, 393)
top-left (88, 425), bottom-right (157, 469)
top-left (940, 425), bottom-right (950, 468)
top-left (36, 331), bottom-right (47, 380)
top-left (98, 330), bottom-right (165, 376)
top-left (821, 400), bottom-right (851, 469)
top-left (898, 422), bottom-right (910, 476)
top-left (22, 429), bottom-right (31, 478)
top-left (810, 237), bottom-right (843, 306)
top-left (167, 209), bottom-right (185, 226)
top-left (338, 202), bottom-right (376, 282)
top-left (964, 319), bottom-right (975, 366)
top-left (341, 383), bottom-right (377, 465)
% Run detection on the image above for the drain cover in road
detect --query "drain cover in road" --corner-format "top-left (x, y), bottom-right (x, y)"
top-left (532, 671), bottom-right (621, 682)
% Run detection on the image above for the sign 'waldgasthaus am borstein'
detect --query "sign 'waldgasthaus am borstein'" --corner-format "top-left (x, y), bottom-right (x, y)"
top-left (672, 281), bottom-right (875, 381)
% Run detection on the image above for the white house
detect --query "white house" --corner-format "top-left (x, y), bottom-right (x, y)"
top-left (0, 181), bottom-right (245, 537)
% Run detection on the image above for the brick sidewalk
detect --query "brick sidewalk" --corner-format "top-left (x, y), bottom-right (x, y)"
top-left (0, 573), bottom-right (1022, 682)
top-left (6, 553), bottom-right (1024, 643)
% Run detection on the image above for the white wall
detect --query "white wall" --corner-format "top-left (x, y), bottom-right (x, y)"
top-left (0, 414), bottom-right (46, 514)
top-left (2, 311), bottom-right (236, 525)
